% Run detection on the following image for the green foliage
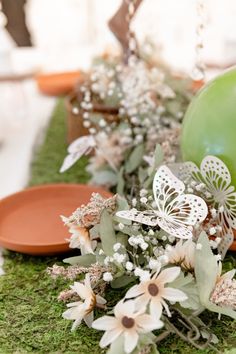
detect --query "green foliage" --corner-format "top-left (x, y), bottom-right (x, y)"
top-left (125, 144), bottom-right (144, 174)
top-left (0, 100), bottom-right (235, 353)
top-left (99, 210), bottom-right (117, 256)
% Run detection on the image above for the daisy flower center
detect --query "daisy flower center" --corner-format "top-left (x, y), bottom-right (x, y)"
top-left (121, 316), bottom-right (135, 329)
top-left (148, 283), bottom-right (159, 296)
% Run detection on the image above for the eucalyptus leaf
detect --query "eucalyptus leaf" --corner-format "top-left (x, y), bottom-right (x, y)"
top-left (107, 336), bottom-right (125, 354)
top-left (100, 210), bottom-right (117, 256)
top-left (138, 167), bottom-right (148, 184)
top-left (117, 167), bottom-right (125, 196)
top-left (125, 144), bottom-right (144, 174)
top-left (111, 275), bottom-right (136, 289)
top-left (63, 254), bottom-right (96, 266)
top-left (171, 272), bottom-right (201, 310)
top-left (90, 170), bottom-right (118, 186)
top-left (195, 232), bottom-right (236, 319)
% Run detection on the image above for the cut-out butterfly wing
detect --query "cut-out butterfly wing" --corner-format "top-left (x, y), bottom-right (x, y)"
top-left (60, 136), bottom-right (95, 173)
top-left (117, 166), bottom-right (208, 239)
top-left (116, 209), bottom-right (158, 227)
top-left (153, 166), bottom-right (208, 226)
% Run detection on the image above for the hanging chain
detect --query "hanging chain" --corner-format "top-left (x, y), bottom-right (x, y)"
top-left (192, 0), bottom-right (207, 81)
top-left (125, 0), bottom-right (138, 64)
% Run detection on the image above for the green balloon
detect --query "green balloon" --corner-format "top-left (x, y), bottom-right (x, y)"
top-left (181, 67), bottom-right (236, 186)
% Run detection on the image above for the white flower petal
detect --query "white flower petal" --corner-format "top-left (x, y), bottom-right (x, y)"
top-left (84, 274), bottom-right (92, 290)
top-left (157, 267), bottom-right (180, 284)
top-left (149, 299), bottom-right (163, 319)
top-left (134, 295), bottom-right (149, 312)
top-left (71, 282), bottom-right (91, 299)
top-left (114, 300), bottom-right (135, 318)
top-left (62, 303), bottom-right (85, 320)
top-left (125, 284), bottom-right (144, 299)
top-left (92, 316), bottom-right (119, 330)
top-left (84, 311), bottom-right (94, 327)
top-left (220, 269), bottom-right (236, 281)
top-left (162, 287), bottom-right (188, 302)
top-left (99, 328), bottom-right (123, 348)
top-left (136, 314), bottom-right (163, 332)
top-left (124, 330), bottom-right (139, 353)
top-left (96, 294), bottom-right (107, 305)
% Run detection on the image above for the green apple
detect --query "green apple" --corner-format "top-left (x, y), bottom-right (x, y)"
top-left (181, 67), bottom-right (236, 186)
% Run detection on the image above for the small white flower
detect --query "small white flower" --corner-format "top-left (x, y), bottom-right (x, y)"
top-left (92, 300), bottom-right (163, 353)
top-left (113, 243), bottom-right (122, 252)
top-left (140, 197), bottom-right (148, 204)
top-left (196, 243), bottom-right (202, 250)
top-left (134, 267), bottom-right (143, 277)
top-left (126, 266), bottom-right (187, 318)
top-left (125, 262), bottom-right (134, 271)
top-left (140, 242), bottom-right (149, 251)
top-left (103, 272), bottom-right (113, 282)
top-left (209, 227), bottom-right (217, 235)
top-left (113, 253), bottom-right (126, 264)
top-left (63, 274), bottom-right (106, 330)
top-left (140, 189), bottom-right (148, 197)
top-left (148, 259), bottom-right (161, 271)
top-left (118, 223), bottom-right (125, 230)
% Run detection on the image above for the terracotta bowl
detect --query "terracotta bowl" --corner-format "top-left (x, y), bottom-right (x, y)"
top-left (0, 184), bottom-right (112, 256)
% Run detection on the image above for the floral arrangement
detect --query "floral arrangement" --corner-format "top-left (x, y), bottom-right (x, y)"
top-left (60, 54), bottom-right (193, 197)
top-left (48, 154), bottom-right (236, 354)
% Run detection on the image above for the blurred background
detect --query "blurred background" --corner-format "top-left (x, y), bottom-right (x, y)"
top-left (0, 0), bottom-right (236, 198)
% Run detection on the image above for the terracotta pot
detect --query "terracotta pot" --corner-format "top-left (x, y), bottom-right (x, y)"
top-left (231, 231), bottom-right (236, 251)
top-left (65, 89), bottom-right (119, 144)
top-left (0, 184), bottom-right (113, 256)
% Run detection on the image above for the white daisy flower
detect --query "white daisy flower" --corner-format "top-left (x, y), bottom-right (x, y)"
top-left (125, 265), bottom-right (187, 318)
top-left (92, 299), bottom-right (163, 354)
top-left (67, 226), bottom-right (96, 255)
top-left (165, 239), bottom-right (195, 271)
top-left (63, 274), bottom-right (106, 330)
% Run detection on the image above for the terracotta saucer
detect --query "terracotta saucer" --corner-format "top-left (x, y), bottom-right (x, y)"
top-left (36, 71), bottom-right (83, 96)
top-left (0, 184), bottom-right (112, 256)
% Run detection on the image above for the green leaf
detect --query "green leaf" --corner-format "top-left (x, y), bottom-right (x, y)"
top-left (107, 336), bottom-right (125, 354)
top-left (125, 144), bottom-right (144, 174)
top-left (144, 144), bottom-right (163, 188)
top-left (117, 167), bottom-right (125, 196)
top-left (195, 232), bottom-right (236, 319)
top-left (90, 170), bottom-right (118, 186)
top-left (63, 254), bottom-right (96, 266)
top-left (111, 275), bottom-right (136, 289)
top-left (100, 210), bottom-right (117, 256)
top-left (171, 272), bottom-right (202, 311)
top-left (138, 167), bottom-right (148, 184)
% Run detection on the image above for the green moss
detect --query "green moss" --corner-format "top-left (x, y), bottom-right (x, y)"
top-left (0, 100), bottom-right (235, 353)
top-left (29, 99), bottom-right (89, 186)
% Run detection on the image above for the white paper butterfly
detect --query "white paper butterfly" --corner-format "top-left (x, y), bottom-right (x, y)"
top-left (179, 155), bottom-right (236, 257)
top-left (117, 166), bottom-right (208, 239)
top-left (60, 135), bottom-right (96, 173)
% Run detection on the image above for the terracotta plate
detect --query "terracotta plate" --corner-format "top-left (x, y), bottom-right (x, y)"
top-left (36, 71), bottom-right (82, 96)
top-left (0, 184), bottom-right (112, 256)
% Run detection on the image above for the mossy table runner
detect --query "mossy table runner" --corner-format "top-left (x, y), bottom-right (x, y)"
top-left (0, 101), bottom-right (235, 354)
